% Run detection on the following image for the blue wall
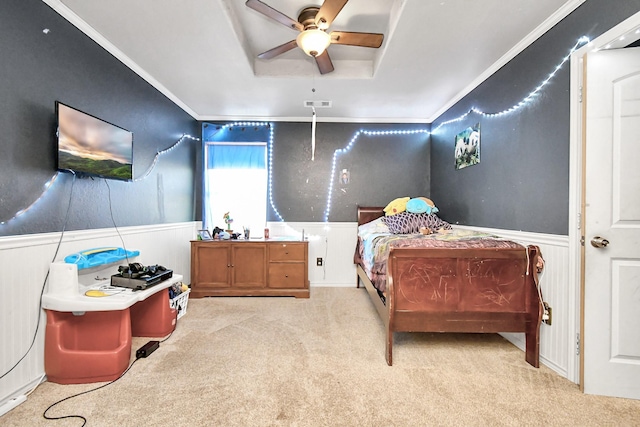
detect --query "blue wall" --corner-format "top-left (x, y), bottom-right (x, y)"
top-left (202, 122), bottom-right (431, 223)
top-left (5, 0), bottom-right (638, 237)
top-left (0, 0), bottom-right (198, 236)
top-left (430, 0), bottom-right (640, 235)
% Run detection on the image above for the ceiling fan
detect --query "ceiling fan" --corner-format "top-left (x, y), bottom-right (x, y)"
top-left (245, 0), bottom-right (384, 74)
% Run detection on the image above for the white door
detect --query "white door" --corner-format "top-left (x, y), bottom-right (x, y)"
top-left (583, 47), bottom-right (640, 399)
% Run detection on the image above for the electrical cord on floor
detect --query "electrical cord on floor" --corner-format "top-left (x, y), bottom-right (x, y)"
top-left (42, 357), bottom-right (140, 426)
top-left (42, 322), bottom-right (177, 425)
top-left (157, 311), bottom-right (180, 344)
top-left (160, 330), bottom-right (174, 343)
top-left (25, 374), bottom-right (47, 397)
top-left (0, 174), bottom-right (77, 380)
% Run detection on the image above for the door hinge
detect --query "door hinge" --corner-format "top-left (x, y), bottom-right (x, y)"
top-left (579, 85), bottom-right (583, 103)
top-left (576, 333), bottom-right (581, 356)
top-left (580, 235), bottom-right (585, 246)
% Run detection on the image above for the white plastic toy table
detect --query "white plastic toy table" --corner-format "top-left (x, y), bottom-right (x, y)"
top-left (42, 262), bottom-right (183, 384)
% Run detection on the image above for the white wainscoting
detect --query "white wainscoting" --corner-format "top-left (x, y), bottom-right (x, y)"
top-left (0, 221), bottom-right (573, 407)
top-left (267, 222), bottom-right (358, 287)
top-left (0, 222), bottom-right (196, 408)
top-left (270, 222), bottom-right (572, 380)
top-left (459, 226), bottom-right (572, 380)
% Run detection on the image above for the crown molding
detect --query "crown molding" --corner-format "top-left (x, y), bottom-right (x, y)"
top-left (428, 0), bottom-right (587, 123)
top-left (42, 0), bottom-right (199, 119)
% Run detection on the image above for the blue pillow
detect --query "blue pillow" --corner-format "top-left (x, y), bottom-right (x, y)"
top-left (406, 198), bottom-right (428, 214)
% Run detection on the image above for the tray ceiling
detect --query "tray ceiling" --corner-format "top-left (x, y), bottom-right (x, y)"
top-left (46, 0), bottom-right (585, 122)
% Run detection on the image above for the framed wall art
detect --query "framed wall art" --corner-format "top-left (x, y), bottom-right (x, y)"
top-left (454, 123), bottom-right (480, 170)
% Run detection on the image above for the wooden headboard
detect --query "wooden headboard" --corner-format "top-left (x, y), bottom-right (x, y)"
top-left (357, 206), bottom-right (385, 226)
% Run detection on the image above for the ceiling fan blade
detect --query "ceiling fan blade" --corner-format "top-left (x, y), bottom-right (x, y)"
top-left (330, 31), bottom-right (384, 48)
top-left (257, 40), bottom-right (298, 60)
top-left (315, 0), bottom-right (349, 29)
top-left (315, 50), bottom-right (334, 75)
top-left (245, 0), bottom-right (303, 32)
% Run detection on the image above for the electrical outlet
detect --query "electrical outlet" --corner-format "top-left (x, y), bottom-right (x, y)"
top-left (542, 302), bottom-right (552, 325)
top-left (316, 257), bottom-right (323, 266)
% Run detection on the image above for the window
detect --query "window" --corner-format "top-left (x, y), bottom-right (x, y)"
top-left (203, 141), bottom-right (267, 234)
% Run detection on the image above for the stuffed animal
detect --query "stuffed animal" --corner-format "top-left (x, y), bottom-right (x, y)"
top-left (419, 227), bottom-right (433, 235)
top-left (417, 197), bottom-right (439, 214)
top-left (383, 197), bottom-right (410, 216)
top-left (405, 197), bottom-right (440, 215)
top-left (418, 197), bottom-right (436, 208)
top-left (406, 198), bottom-right (428, 214)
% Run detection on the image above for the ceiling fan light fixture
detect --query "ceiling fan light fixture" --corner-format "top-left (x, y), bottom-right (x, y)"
top-left (296, 29), bottom-right (331, 57)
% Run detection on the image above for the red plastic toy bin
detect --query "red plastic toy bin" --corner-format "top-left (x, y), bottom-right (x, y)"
top-left (129, 289), bottom-right (177, 337)
top-left (44, 309), bottom-right (132, 384)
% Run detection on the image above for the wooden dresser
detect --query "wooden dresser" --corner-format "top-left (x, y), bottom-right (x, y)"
top-left (190, 239), bottom-right (309, 298)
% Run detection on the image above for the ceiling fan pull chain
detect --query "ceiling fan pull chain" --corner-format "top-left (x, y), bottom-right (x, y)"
top-left (311, 106), bottom-right (317, 161)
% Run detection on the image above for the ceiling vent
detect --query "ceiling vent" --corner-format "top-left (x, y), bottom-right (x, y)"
top-left (304, 100), bottom-right (332, 108)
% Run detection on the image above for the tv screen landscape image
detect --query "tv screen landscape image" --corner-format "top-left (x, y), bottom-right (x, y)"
top-left (56, 102), bottom-right (133, 181)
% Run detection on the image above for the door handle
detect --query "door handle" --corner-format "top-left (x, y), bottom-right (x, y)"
top-left (590, 236), bottom-right (610, 248)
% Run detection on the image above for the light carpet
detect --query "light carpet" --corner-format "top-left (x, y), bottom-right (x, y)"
top-left (2, 287), bottom-right (639, 426)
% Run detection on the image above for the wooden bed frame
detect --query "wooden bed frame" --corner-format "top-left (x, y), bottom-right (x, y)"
top-left (356, 206), bottom-right (543, 367)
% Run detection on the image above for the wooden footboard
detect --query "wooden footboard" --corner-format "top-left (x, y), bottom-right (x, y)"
top-left (356, 206), bottom-right (542, 367)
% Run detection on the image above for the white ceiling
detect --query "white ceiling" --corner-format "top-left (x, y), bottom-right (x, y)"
top-left (46, 0), bottom-right (585, 123)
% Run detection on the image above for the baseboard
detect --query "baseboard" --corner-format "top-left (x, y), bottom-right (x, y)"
top-left (310, 282), bottom-right (354, 288)
top-left (0, 395), bottom-right (26, 417)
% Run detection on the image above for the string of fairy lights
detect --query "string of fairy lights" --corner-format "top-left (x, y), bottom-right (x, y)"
top-left (206, 122), bottom-right (284, 222)
top-left (431, 36), bottom-right (591, 134)
top-left (0, 133), bottom-right (199, 226)
top-left (322, 36), bottom-right (591, 221)
top-left (134, 134), bottom-right (200, 181)
top-left (323, 129), bottom-right (429, 222)
top-left (0, 174), bottom-right (60, 225)
top-left (2, 36), bottom-right (591, 227)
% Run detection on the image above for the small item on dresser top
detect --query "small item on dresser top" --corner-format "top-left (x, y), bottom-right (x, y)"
top-left (264, 227), bottom-right (269, 239)
top-left (212, 226), bottom-right (224, 239)
top-left (197, 229), bottom-right (212, 241)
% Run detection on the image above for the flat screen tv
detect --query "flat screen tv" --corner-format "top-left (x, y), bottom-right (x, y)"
top-left (56, 101), bottom-right (133, 181)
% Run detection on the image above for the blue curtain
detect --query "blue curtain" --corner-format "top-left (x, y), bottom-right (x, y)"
top-left (202, 123), bottom-right (270, 144)
top-left (206, 144), bottom-right (266, 169)
top-left (202, 123), bottom-right (270, 230)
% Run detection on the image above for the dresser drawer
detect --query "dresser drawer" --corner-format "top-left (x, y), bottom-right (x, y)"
top-left (269, 243), bottom-right (305, 262)
top-left (268, 264), bottom-right (306, 289)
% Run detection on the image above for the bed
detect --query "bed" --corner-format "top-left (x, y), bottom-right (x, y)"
top-left (354, 206), bottom-right (543, 367)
